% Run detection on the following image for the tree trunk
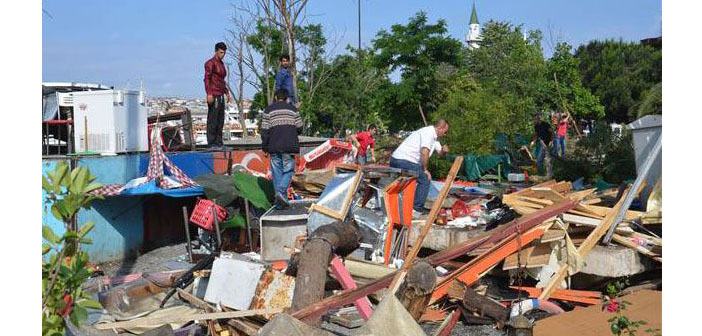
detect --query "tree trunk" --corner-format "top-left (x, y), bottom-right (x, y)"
top-left (395, 261), bottom-right (437, 321)
top-left (290, 221), bottom-right (361, 325)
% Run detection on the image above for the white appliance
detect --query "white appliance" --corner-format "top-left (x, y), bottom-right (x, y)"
top-left (71, 90), bottom-right (148, 154)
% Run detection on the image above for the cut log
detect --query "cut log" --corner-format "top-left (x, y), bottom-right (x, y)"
top-left (395, 261), bottom-right (437, 321)
top-left (290, 220), bottom-right (362, 325)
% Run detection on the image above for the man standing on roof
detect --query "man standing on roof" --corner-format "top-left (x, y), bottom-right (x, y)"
top-left (204, 42), bottom-right (232, 150)
top-left (389, 120), bottom-right (450, 218)
top-left (554, 111), bottom-right (569, 158)
top-left (274, 54), bottom-right (298, 108)
top-left (261, 89), bottom-right (303, 209)
top-left (350, 125), bottom-right (377, 165)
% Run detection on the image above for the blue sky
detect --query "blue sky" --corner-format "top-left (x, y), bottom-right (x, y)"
top-left (42, 0), bottom-right (661, 99)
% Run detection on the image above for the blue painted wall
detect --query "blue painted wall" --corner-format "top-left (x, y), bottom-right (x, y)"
top-left (42, 151), bottom-right (221, 263)
top-left (76, 155), bottom-right (145, 262)
top-left (138, 152), bottom-right (217, 178)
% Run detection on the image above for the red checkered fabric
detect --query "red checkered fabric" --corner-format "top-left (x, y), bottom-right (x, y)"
top-left (88, 184), bottom-right (124, 197)
top-left (88, 125), bottom-right (198, 197)
top-left (144, 131), bottom-right (198, 189)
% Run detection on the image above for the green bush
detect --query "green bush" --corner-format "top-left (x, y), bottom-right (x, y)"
top-left (553, 121), bottom-right (636, 184)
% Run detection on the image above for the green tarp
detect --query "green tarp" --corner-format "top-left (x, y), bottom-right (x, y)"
top-left (447, 154), bottom-right (511, 181)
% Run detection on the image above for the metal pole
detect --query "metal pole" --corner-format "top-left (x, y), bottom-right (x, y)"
top-left (212, 199), bottom-right (222, 249)
top-left (244, 200), bottom-right (254, 251)
top-left (602, 135), bottom-right (661, 244)
top-left (357, 0), bottom-right (361, 53)
top-left (182, 206), bottom-right (193, 263)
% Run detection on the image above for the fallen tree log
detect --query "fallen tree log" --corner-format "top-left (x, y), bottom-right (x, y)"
top-left (290, 220), bottom-right (361, 324)
top-left (395, 261), bottom-right (437, 321)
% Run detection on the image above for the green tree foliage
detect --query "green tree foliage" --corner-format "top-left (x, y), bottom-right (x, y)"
top-left (575, 39), bottom-right (661, 123)
top-left (371, 11), bottom-right (464, 130)
top-left (42, 162), bottom-right (103, 336)
top-left (303, 47), bottom-right (389, 136)
top-left (433, 71), bottom-right (510, 155)
top-left (634, 82), bottom-right (662, 118)
top-left (464, 21), bottom-right (548, 138)
top-left (547, 42), bottom-right (605, 119)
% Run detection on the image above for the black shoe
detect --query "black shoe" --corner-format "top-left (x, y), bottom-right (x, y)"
top-left (275, 193), bottom-right (290, 210)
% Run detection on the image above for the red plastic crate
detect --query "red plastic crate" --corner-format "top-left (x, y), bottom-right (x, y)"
top-left (189, 198), bottom-right (227, 231)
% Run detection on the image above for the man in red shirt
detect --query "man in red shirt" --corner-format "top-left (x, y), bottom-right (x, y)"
top-left (350, 125), bottom-right (377, 165)
top-left (204, 42), bottom-right (232, 150)
top-left (554, 111), bottom-right (569, 158)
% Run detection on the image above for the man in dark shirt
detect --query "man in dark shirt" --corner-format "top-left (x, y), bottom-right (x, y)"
top-left (204, 42), bottom-right (232, 149)
top-left (274, 54), bottom-right (297, 107)
top-left (261, 89), bottom-right (303, 209)
top-left (531, 114), bottom-right (553, 175)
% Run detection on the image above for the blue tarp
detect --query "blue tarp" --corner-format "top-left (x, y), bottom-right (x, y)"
top-left (120, 180), bottom-right (204, 198)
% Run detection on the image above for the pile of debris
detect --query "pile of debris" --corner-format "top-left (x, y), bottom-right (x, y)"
top-left (74, 157), bottom-right (662, 336)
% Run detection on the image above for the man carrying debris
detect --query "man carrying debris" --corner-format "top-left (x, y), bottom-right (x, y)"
top-left (261, 88), bottom-right (303, 209)
top-left (531, 113), bottom-right (554, 176)
top-left (274, 54), bottom-right (298, 108)
top-left (350, 125), bottom-right (377, 165)
top-left (389, 119), bottom-right (450, 218)
top-left (203, 42), bottom-right (233, 150)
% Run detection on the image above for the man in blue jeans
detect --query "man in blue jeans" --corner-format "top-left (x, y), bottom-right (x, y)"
top-left (389, 119), bottom-right (450, 218)
top-left (261, 89), bottom-right (303, 209)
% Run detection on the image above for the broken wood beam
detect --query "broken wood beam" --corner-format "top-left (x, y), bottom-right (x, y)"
top-left (461, 287), bottom-right (509, 323)
top-left (432, 309), bottom-right (462, 336)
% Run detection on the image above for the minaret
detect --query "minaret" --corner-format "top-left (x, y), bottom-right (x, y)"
top-left (465, 2), bottom-right (481, 49)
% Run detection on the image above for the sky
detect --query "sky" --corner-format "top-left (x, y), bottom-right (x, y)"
top-left (42, 0), bottom-right (662, 99)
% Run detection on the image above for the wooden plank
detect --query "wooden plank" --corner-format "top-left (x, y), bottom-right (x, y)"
top-left (551, 181), bottom-right (572, 194)
top-left (518, 196), bottom-right (554, 206)
top-left (538, 188), bottom-right (630, 300)
top-left (566, 188), bottom-right (596, 201)
top-left (339, 170), bottom-right (363, 218)
top-left (388, 156), bottom-right (464, 293)
top-left (582, 198), bottom-right (602, 205)
top-left (586, 205), bottom-right (644, 220)
top-left (308, 203), bottom-right (344, 220)
top-left (611, 234), bottom-right (662, 262)
top-left (503, 243), bottom-right (553, 270)
top-left (433, 309), bottom-right (462, 336)
top-left (94, 309), bottom-right (283, 330)
top-left (562, 214), bottom-right (634, 235)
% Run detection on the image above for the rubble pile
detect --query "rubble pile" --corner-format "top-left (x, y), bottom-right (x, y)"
top-left (73, 159), bottom-right (662, 336)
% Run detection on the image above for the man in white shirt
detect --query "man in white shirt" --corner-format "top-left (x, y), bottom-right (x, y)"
top-left (390, 119), bottom-right (450, 217)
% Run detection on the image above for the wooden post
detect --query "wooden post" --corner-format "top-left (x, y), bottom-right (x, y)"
top-left (461, 287), bottom-right (509, 323)
top-left (290, 221), bottom-right (362, 325)
top-left (395, 261), bottom-right (437, 321)
top-left (388, 156), bottom-right (464, 293)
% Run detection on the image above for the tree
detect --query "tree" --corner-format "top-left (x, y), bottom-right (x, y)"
top-left (575, 39), bottom-right (661, 123)
top-left (303, 47), bottom-right (389, 136)
top-left (371, 11), bottom-right (464, 130)
top-left (257, 0), bottom-right (311, 103)
top-left (546, 42), bottom-right (604, 119)
top-left (464, 21), bottom-right (548, 138)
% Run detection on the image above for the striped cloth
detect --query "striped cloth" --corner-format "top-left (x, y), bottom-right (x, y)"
top-left (89, 125), bottom-right (198, 197)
